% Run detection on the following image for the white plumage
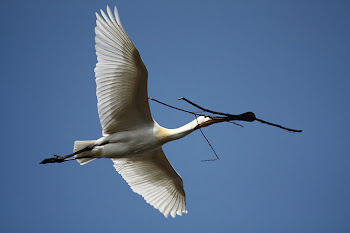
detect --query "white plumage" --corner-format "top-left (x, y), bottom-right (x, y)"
top-left (40, 4), bottom-right (301, 217)
top-left (113, 148), bottom-right (186, 218)
top-left (95, 6), bottom-right (152, 135)
top-left (71, 5), bottom-right (217, 218)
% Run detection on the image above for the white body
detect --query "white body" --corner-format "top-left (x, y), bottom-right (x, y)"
top-left (90, 118), bottom-right (206, 159)
top-left (73, 6), bottom-right (215, 218)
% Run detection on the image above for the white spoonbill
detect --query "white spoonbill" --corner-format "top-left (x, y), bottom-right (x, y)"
top-left (40, 5), bottom-right (224, 218)
top-left (41, 5), bottom-right (298, 218)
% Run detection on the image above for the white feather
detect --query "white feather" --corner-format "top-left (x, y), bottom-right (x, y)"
top-left (112, 148), bottom-right (187, 218)
top-left (95, 6), bottom-right (152, 135)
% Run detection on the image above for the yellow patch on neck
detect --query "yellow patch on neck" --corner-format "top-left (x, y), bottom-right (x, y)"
top-left (156, 127), bottom-right (171, 141)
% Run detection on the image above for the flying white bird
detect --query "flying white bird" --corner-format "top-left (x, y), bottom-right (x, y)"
top-left (41, 4), bottom-right (301, 219)
top-left (40, 5), bottom-right (227, 218)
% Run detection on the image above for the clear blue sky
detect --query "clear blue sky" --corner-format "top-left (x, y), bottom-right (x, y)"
top-left (1, 0), bottom-right (350, 232)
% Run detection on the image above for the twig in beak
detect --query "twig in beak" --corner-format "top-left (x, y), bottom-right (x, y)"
top-left (178, 97), bottom-right (302, 133)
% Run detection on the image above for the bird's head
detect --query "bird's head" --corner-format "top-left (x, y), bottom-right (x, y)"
top-left (194, 116), bottom-right (223, 130)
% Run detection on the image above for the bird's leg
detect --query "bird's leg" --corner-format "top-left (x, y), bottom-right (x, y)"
top-left (63, 155), bottom-right (94, 161)
top-left (40, 145), bottom-right (94, 164)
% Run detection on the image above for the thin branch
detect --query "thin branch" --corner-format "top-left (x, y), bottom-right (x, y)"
top-left (178, 97), bottom-right (232, 117)
top-left (199, 127), bottom-right (220, 162)
top-left (194, 115), bottom-right (220, 162)
top-left (227, 121), bottom-right (244, 128)
top-left (149, 97), bottom-right (197, 115)
top-left (149, 96), bottom-right (302, 161)
top-left (178, 97), bottom-right (302, 133)
top-left (255, 118), bottom-right (302, 133)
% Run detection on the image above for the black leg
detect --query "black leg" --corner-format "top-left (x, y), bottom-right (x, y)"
top-left (40, 145), bottom-right (94, 164)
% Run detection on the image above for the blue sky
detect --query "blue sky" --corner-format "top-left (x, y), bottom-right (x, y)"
top-left (1, 0), bottom-right (350, 232)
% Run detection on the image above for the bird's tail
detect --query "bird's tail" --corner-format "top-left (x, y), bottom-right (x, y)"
top-left (74, 140), bottom-right (96, 165)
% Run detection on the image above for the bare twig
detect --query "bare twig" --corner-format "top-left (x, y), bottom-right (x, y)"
top-left (255, 118), bottom-right (302, 133)
top-left (178, 97), bottom-right (302, 133)
top-left (178, 97), bottom-right (232, 117)
top-left (148, 97), bottom-right (197, 115)
top-left (199, 127), bottom-right (220, 162)
top-left (227, 121), bottom-right (244, 128)
top-left (149, 96), bottom-right (302, 162)
top-left (194, 115), bottom-right (220, 162)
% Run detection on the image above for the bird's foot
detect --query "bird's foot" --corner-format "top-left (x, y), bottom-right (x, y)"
top-left (40, 155), bottom-right (66, 164)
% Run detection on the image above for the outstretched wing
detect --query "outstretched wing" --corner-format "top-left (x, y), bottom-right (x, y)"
top-left (95, 6), bottom-right (153, 135)
top-left (112, 148), bottom-right (187, 218)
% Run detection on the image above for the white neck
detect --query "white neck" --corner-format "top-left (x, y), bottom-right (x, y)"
top-left (156, 116), bottom-right (212, 143)
top-left (166, 118), bottom-right (199, 141)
